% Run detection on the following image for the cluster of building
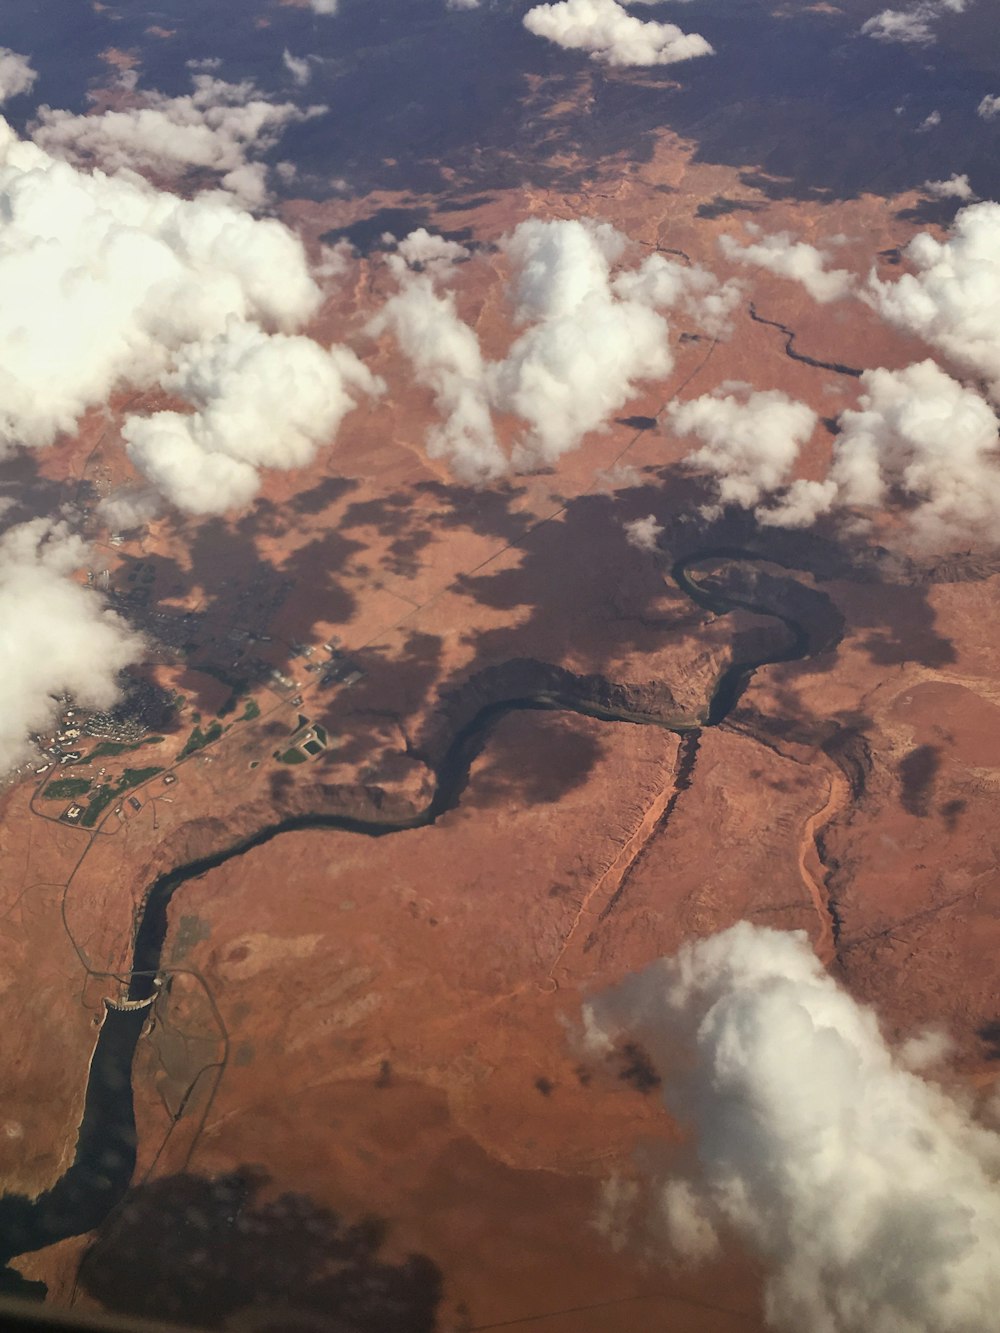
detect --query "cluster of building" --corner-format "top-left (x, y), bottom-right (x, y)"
top-left (317, 643), bottom-right (366, 690)
top-left (270, 641), bottom-right (367, 696)
top-left (32, 705), bottom-right (84, 773)
top-left (83, 711), bottom-right (146, 744)
top-left (84, 677), bottom-right (174, 741)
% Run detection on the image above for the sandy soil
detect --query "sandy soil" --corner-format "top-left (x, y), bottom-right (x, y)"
top-left (1, 64), bottom-right (999, 1332)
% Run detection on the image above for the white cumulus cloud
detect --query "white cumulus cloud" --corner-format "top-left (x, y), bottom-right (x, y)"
top-left (523, 0), bottom-right (714, 68)
top-left (868, 201), bottom-right (1000, 400)
top-left (719, 227), bottom-right (855, 303)
top-left (373, 221), bottom-right (736, 481)
top-left (623, 513), bottom-right (664, 550)
top-left (0, 49), bottom-right (37, 105)
top-left (613, 251), bottom-right (743, 337)
top-left (123, 320), bottom-right (381, 515)
top-left (0, 115), bottom-right (374, 512)
top-left (862, 0), bottom-right (967, 45)
top-left (764, 360), bottom-right (1000, 546)
top-left (667, 383), bottom-right (818, 510)
top-left (369, 272), bottom-right (506, 485)
top-left (923, 173), bottom-right (977, 201)
top-left (495, 218), bottom-right (673, 468)
top-left (389, 226), bottom-right (470, 275)
top-left (31, 74), bottom-right (326, 208)
top-left (282, 50), bottom-right (313, 88)
top-left (586, 921), bottom-right (1000, 1333)
top-left (0, 520), bottom-right (144, 777)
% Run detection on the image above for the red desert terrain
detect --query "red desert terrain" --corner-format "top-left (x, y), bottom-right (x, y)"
top-left (1, 74), bottom-right (998, 1332)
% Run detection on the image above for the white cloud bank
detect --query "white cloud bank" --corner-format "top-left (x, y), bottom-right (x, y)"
top-left (282, 50), bottom-right (313, 88)
top-left (0, 116), bottom-right (376, 513)
top-left (31, 73), bottom-right (326, 208)
top-left (764, 360), bottom-right (1000, 545)
top-left (124, 320), bottom-right (380, 515)
top-left (923, 173), bottom-right (977, 201)
top-left (667, 383), bottom-right (818, 510)
top-left (869, 202), bottom-right (1000, 401)
top-left (623, 512), bottom-right (664, 550)
top-left (369, 268), bottom-right (505, 484)
top-left (719, 228), bottom-right (855, 303)
top-left (372, 220), bottom-right (739, 482)
top-left (523, 0), bottom-right (714, 68)
top-left (587, 922), bottom-right (1000, 1333)
top-left (862, 0), bottom-right (967, 46)
top-left (0, 49), bottom-right (37, 105)
top-left (0, 520), bottom-right (144, 776)
top-left (495, 220), bottom-right (675, 469)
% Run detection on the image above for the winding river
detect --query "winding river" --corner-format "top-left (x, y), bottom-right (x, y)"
top-left (0, 549), bottom-right (822, 1293)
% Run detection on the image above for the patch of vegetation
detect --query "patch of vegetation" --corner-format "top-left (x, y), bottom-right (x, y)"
top-left (277, 747), bottom-right (306, 765)
top-left (241, 698), bottom-right (261, 722)
top-left (43, 778), bottom-right (91, 800)
top-left (79, 767), bottom-right (165, 828)
top-left (179, 722), bottom-right (223, 759)
top-left (87, 742), bottom-right (130, 759)
top-left (87, 736), bottom-right (166, 761)
top-left (81, 785), bottom-right (115, 827)
top-left (314, 723), bottom-right (327, 745)
top-left (120, 767), bottom-right (164, 789)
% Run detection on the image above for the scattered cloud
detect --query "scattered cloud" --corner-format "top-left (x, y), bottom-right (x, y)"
top-left (282, 50), bottom-right (313, 88)
top-left (613, 252), bottom-right (743, 337)
top-left (0, 49), bottom-right (37, 105)
top-left (31, 73), bottom-right (326, 207)
top-left (123, 320), bottom-right (381, 515)
top-left (0, 520), bottom-right (144, 777)
top-left (98, 487), bottom-right (161, 532)
top-left (862, 0), bottom-right (967, 46)
top-left (667, 383), bottom-right (818, 510)
top-left (868, 201), bottom-right (1000, 400)
top-left (0, 115), bottom-right (371, 512)
top-left (623, 513), bottom-right (664, 550)
top-left (719, 227), bottom-right (855, 303)
top-left (387, 227), bottom-right (471, 275)
top-left (978, 94), bottom-right (1000, 120)
top-left (495, 219), bottom-right (673, 469)
top-left (596, 460), bottom-right (644, 490)
top-left (368, 271), bottom-right (506, 484)
top-left (922, 173), bottom-right (977, 200)
top-left (763, 360), bottom-right (1000, 546)
top-left (586, 921), bottom-right (1000, 1333)
top-left (373, 221), bottom-right (737, 481)
top-left (862, 7), bottom-right (938, 43)
top-left (523, 0), bottom-right (714, 68)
